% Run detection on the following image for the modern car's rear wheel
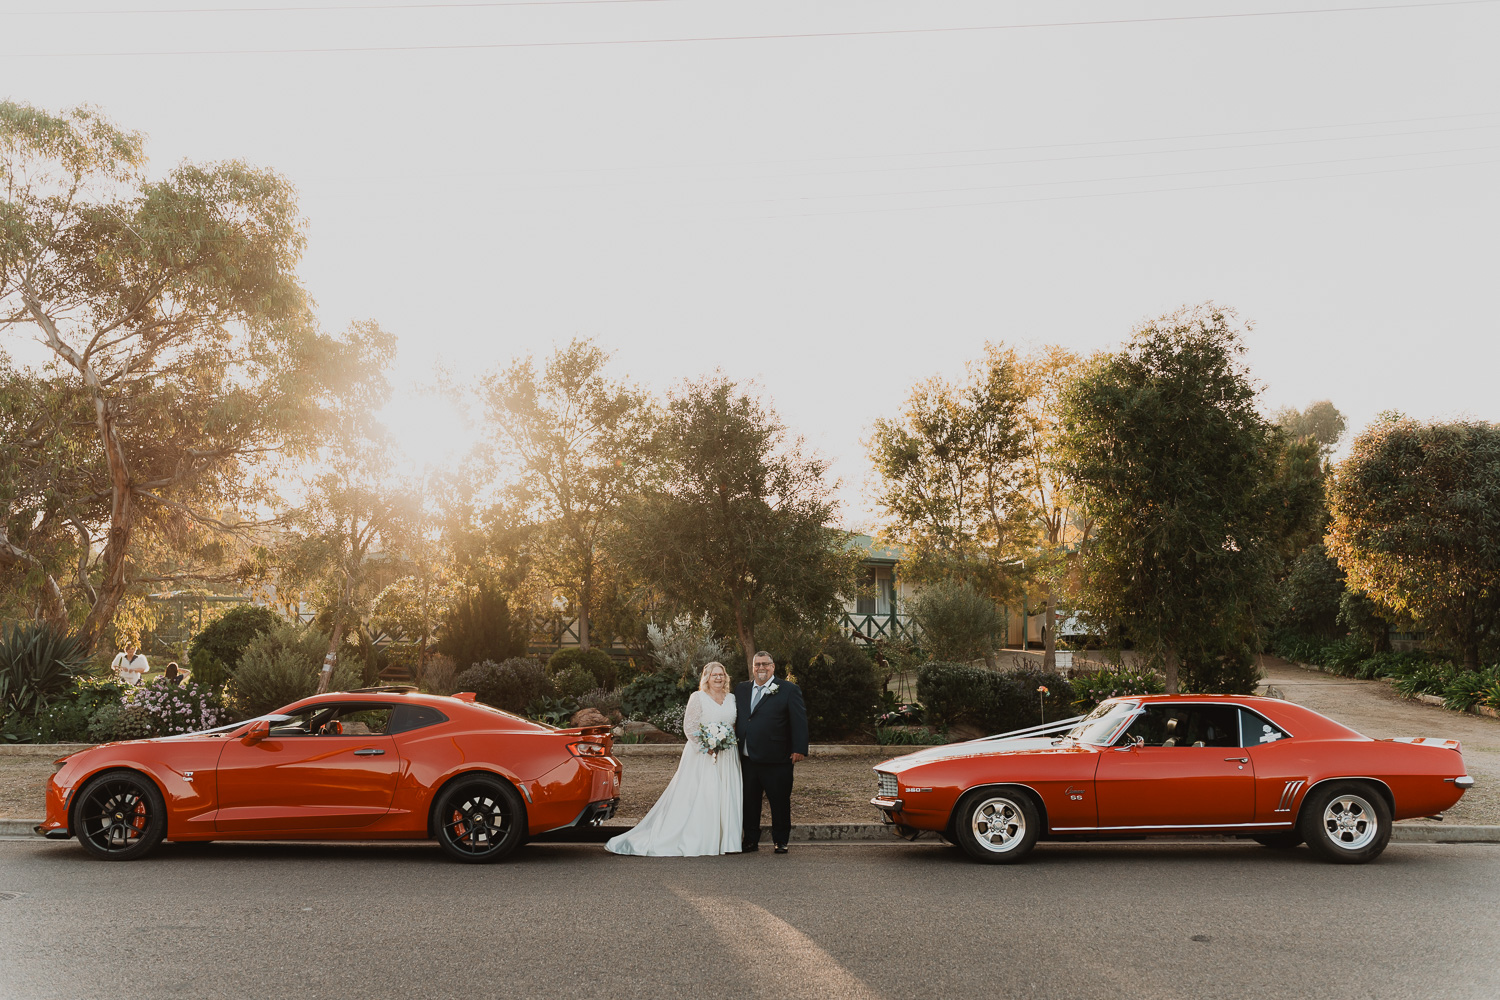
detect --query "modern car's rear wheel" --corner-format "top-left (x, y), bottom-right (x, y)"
top-left (1299, 783), bottom-right (1391, 864)
top-left (1252, 832), bottom-right (1303, 850)
top-left (953, 789), bottom-right (1039, 864)
top-left (73, 770), bottom-right (166, 861)
top-left (434, 777), bottom-right (526, 863)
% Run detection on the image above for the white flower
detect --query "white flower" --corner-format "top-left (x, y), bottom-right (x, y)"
top-left (765, 682), bottom-right (779, 695)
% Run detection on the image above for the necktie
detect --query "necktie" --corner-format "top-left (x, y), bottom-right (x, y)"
top-left (752, 684), bottom-right (765, 711)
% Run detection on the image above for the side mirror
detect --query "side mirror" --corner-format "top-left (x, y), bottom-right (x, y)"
top-left (243, 719), bottom-right (271, 744)
top-left (1114, 735), bottom-right (1144, 752)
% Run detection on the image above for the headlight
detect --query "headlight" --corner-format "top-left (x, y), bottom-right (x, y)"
top-left (877, 772), bottom-right (898, 798)
top-left (569, 741), bottom-right (608, 757)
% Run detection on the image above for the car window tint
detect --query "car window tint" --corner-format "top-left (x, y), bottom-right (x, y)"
top-left (1123, 705), bottom-right (1242, 748)
top-left (337, 707), bottom-right (392, 736)
top-left (1240, 708), bottom-right (1290, 747)
top-left (388, 705), bottom-right (448, 735)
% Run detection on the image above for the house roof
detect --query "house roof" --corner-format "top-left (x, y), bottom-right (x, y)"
top-left (847, 534), bottom-right (904, 565)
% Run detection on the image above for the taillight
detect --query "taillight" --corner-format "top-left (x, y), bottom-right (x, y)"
top-left (569, 741), bottom-right (607, 757)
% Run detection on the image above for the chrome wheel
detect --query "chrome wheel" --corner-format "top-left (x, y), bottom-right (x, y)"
top-left (969, 796), bottom-right (1026, 853)
top-left (1320, 793), bottom-right (1378, 851)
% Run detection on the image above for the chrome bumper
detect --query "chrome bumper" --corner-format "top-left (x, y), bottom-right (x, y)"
top-left (1452, 775), bottom-right (1475, 790)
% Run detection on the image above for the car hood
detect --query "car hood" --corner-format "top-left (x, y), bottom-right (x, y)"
top-left (878, 737), bottom-right (1095, 774)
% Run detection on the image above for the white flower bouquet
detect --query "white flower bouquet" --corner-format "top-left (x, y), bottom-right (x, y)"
top-left (695, 720), bottom-right (738, 756)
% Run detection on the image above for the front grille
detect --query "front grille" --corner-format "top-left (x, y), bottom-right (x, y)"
top-left (877, 772), bottom-right (898, 798)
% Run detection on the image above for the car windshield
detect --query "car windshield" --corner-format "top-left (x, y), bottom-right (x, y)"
top-left (1066, 700), bottom-right (1140, 746)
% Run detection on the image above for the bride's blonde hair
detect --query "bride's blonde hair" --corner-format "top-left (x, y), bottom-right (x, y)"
top-left (699, 661), bottom-right (729, 693)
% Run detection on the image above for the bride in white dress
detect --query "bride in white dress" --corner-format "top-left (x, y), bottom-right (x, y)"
top-left (606, 662), bottom-right (743, 857)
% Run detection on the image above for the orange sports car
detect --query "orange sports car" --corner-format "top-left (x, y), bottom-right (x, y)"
top-left (872, 694), bottom-right (1473, 865)
top-left (36, 686), bottom-right (621, 863)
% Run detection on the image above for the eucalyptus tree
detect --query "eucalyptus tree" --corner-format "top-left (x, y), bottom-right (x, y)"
top-left (621, 376), bottom-right (858, 669)
top-left (483, 339), bottom-right (653, 651)
top-left (869, 346), bottom-right (1031, 599)
top-left (0, 101), bottom-right (386, 651)
top-left (1059, 305), bottom-right (1281, 693)
top-left (1326, 416), bottom-right (1500, 669)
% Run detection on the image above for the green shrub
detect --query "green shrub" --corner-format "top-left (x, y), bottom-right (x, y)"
top-left (876, 726), bottom-right (944, 745)
top-left (0, 622), bottom-right (90, 717)
top-left (1483, 677), bottom-right (1500, 710)
top-left (1276, 544), bottom-right (1345, 636)
top-left (418, 654), bottom-right (459, 696)
top-left (1393, 662), bottom-right (1455, 699)
top-left (644, 702), bottom-right (686, 737)
top-left (576, 687), bottom-right (623, 721)
top-left (620, 671), bottom-right (691, 719)
top-left (553, 663), bottom-right (598, 700)
top-left (781, 635), bottom-right (881, 741)
top-left (455, 658), bottom-right (554, 714)
top-left (645, 614), bottom-right (728, 680)
top-left (917, 661), bottom-right (1075, 733)
top-left (908, 582), bottom-right (1005, 663)
top-left (0, 677), bottom-right (123, 744)
top-left (437, 586), bottom-right (529, 667)
top-left (1070, 666), bottom-right (1165, 710)
top-left (230, 625), bottom-right (358, 718)
top-left (188, 605), bottom-right (282, 674)
top-left (546, 647), bottom-right (618, 690)
top-left (524, 695), bottom-right (579, 727)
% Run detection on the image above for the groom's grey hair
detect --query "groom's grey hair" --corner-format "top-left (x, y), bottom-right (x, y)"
top-left (753, 651), bottom-right (774, 663)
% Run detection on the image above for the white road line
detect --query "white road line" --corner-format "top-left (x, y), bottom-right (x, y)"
top-left (675, 889), bottom-right (884, 1000)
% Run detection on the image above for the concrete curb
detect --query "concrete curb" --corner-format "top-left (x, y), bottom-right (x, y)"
top-left (7, 816), bottom-right (1498, 844)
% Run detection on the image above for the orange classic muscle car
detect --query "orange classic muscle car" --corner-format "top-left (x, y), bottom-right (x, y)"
top-left (36, 687), bottom-right (621, 863)
top-left (872, 694), bottom-right (1473, 864)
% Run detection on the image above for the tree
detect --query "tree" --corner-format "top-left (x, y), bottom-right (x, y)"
top-left (1326, 417), bottom-right (1500, 669)
top-left (434, 583), bottom-right (529, 668)
top-left (907, 580), bottom-right (1007, 663)
top-left (483, 340), bottom-right (653, 651)
top-left (0, 101), bottom-right (384, 651)
top-left (1058, 305), bottom-right (1281, 693)
top-left (1274, 400), bottom-right (1348, 459)
top-left (621, 377), bottom-right (858, 669)
top-left (869, 347), bottom-right (1030, 600)
top-left (1012, 345), bottom-right (1088, 670)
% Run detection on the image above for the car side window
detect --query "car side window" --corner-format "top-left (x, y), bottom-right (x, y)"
top-left (1122, 705), bottom-right (1242, 748)
top-left (388, 705), bottom-right (447, 735)
top-left (1239, 708), bottom-right (1290, 747)
top-left (268, 704), bottom-right (392, 737)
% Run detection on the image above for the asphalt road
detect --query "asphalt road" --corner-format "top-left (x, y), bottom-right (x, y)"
top-left (2, 838), bottom-right (1496, 1000)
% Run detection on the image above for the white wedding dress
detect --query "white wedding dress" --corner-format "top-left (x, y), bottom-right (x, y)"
top-left (606, 690), bottom-right (743, 857)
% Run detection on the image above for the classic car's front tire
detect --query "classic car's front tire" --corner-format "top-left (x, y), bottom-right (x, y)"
top-left (1299, 782), bottom-right (1391, 864)
top-left (73, 769), bottom-right (167, 861)
top-left (953, 789), bottom-right (1039, 864)
top-left (434, 776), bottom-right (526, 863)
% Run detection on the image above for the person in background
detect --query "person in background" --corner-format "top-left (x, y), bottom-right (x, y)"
top-left (110, 645), bottom-right (149, 686)
top-left (164, 662), bottom-right (182, 686)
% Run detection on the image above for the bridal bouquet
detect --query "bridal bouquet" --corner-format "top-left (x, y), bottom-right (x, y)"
top-left (695, 721), bottom-right (738, 756)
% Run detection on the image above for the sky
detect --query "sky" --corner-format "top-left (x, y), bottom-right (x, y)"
top-left (3, 0), bottom-right (1497, 528)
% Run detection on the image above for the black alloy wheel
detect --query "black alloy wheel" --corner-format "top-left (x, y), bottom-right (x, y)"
top-left (434, 777), bottom-right (526, 863)
top-left (73, 770), bottom-right (167, 861)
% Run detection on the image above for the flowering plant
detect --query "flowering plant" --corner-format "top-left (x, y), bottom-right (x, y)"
top-left (763, 681), bottom-right (779, 696)
top-left (695, 720), bottom-right (738, 756)
top-left (121, 678), bottom-right (224, 737)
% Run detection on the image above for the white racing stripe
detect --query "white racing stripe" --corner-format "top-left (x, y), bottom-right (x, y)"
top-left (675, 889), bottom-right (883, 1000)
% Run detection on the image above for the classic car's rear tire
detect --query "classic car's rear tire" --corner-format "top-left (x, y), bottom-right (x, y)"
top-left (953, 789), bottom-right (1039, 864)
top-left (73, 770), bottom-right (166, 861)
top-left (1252, 832), bottom-right (1303, 850)
top-left (434, 776), bottom-right (526, 863)
top-left (1299, 782), bottom-right (1391, 864)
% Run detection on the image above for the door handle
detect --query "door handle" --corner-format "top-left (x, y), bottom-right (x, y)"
top-left (354, 748), bottom-right (386, 756)
top-left (1224, 757), bottom-right (1248, 763)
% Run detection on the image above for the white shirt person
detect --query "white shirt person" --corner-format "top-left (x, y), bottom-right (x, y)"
top-left (111, 647), bottom-right (149, 686)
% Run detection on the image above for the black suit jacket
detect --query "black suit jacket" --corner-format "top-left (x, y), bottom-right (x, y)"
top-left (735, 678), bottom-right (809, 763)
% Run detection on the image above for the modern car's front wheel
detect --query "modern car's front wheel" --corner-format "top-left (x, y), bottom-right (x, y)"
top-left (434, 776), bottom-right (526, 863)
top-left (73, 770), bottom-right (167, 861)
top-left (1299, 782), bottom-right (1391, 864)
top-left (953, 789), bottom-right (1040, 864)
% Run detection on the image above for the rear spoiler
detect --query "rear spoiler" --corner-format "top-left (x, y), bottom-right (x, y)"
top-left (555, 725), bottom-right (613, 739)
top-left (1387, 736), bottom-right (1462, 753)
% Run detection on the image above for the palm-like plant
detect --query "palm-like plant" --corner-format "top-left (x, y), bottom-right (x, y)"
top-left (0, 622), bottom-right (89, 717)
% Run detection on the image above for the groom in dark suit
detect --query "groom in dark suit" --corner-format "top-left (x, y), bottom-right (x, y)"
top-left (736, 650), bottom-right (809, 854)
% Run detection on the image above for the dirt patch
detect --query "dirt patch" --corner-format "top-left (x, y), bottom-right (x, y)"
top-left (0, 758), bottom-right (55, 819)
